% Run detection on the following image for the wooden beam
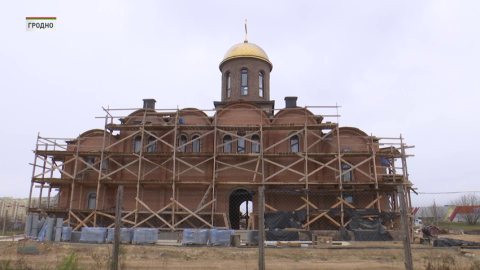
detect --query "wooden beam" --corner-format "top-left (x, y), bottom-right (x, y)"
top-left (171, 198), bottom-right (215, 228)
top-left (365, 195), bottom-right (383, 209)
top-left (264, 203), bottom-right (277, 212)
top-left (337, 197), bottom-right (355, 209)
top-left (135, 198), bottom-right (174, 230)
top-left (301, 197), bottom-right (318, 209)
top-left (302, 211), bottom-right (328, 227)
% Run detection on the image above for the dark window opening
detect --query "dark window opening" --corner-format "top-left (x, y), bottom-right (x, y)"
top-left (223, 135), bottom-right (232, 153)
top-left (251, 135), bottom-right (260, 153)
top-left (241, 69), bottom-right (248, 95)
top-left (146, 136), bottom-right (156, 152)
top-left (87, 193), bottom-right (96, 210)
top-left (290, 135), bottom-right (299, 153)
top-left (192, 135), bottom-right (200, 152)
top-left (179, 135), bottom-right (187, 152)
top-left (133, 136), bottom-right (142, 152)
top-left (238, 139), bottom-right (246, 153)
top-left (101, 159), bottom-right (108, 171)
top-left (237, 131), bottom-right (246, 153)
top-left (86, 157), bottom-right (95, 170)
top-left (259, 72), bottom-right (264, 97)
top-left (226, 73), bottom-right (231, 98)
top-left (342, 163), bottom-right (353, 182)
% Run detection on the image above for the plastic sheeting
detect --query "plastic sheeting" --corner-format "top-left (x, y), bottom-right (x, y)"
top-left (62, 227), bottom-right (72, 241)
top-left (132, 228), bottom-right (158, 244)
top-left (340, 226), bottom-right (351, 241)
top-left (434, 238), bottom-right (480, 247)
top-left (107, 228), bottom-right (133, 243)
top-left (182, 229), bottom-right (209, 245)
top-left (353, 227), bottom-right (393, 241)
top-left (210, 229), bottom-right (234, 246)
top-left (79, 227), bottom-right (107, 243)
top-left (264, 210), bottom-right (306, 230)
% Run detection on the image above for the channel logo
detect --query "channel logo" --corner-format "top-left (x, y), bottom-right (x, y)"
top-left (26, 17), bottom-right (56, 31)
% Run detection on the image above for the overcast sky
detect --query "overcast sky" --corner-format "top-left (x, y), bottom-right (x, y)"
top-left (1, 1), bottom-right (479, 206)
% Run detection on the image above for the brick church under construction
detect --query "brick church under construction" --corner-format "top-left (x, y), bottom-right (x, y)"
top-left (27, 32), bottom-right (414, 236)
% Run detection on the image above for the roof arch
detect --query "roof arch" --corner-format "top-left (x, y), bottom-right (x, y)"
top-left (272, 108), bottom-right (318, 125)
top-left (215, 101), bottom-right (270, 126)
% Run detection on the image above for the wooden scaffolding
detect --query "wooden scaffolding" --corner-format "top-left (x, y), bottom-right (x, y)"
top-left (27, 104), bottom-right (414, 233)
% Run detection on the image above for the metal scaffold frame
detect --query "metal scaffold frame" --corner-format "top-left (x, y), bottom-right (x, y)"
top-left (27, 104), bottom-right (414, 234)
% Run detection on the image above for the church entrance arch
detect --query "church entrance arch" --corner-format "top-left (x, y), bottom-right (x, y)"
top-left (229, 188), bottom-right (253, 230)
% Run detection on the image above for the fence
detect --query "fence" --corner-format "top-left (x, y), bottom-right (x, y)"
top-left (22, 188), bottom-right (480, 269)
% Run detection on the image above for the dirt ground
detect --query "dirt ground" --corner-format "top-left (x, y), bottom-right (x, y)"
top-left (1, 234), bottom-right (480, 270)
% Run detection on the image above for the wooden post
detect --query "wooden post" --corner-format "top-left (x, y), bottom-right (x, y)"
top-left (398, 185), bottom-right (413, 270)
top-left (2, 210), bottom-right (8, 236)
top-left (112, 185), bottom-right (124, 270)
top-left (258, 185), bottom-right (265, 270)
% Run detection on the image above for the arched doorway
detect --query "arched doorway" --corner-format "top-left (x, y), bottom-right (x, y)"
top-left (229, 188), bottom-right (253, 230)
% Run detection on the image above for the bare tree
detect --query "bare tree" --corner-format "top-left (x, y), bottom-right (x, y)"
top-left (420, 200), bottom-right (448, 226)
top-left (451, 193), bottom-right (480, 225)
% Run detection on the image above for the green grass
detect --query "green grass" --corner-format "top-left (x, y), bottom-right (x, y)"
top-left (1, 231), bottom-right (24, 236)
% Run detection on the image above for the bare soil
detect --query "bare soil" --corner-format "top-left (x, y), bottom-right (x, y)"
top-left (1, 234), bottom-right (480, 270)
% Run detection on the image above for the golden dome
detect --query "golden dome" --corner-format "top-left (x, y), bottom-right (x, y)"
top-left (220, 42), bottom-right (273, 71)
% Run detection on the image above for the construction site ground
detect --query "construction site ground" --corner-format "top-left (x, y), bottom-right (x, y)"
top-left (1, 234), bottom-right (480, 270)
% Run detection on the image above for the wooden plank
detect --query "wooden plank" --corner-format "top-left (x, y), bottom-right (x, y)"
top-left (337, 197), bottom-right (355, 209)
top-left (171, 198), bottom-right (215, 228)
top-left (295, 204), bottom-right (307, 211)
top-left (223, 213), bottom-right (231, 229)
top-left (135, 198), bottom-right (174, 229)
top-left (324, 213), bottom-right (341, 227)
top-left (302, 211), bottom-right (328, 227)
top-left (264, 203), bottom-right (277, 212)
top-left (365, 195), bottom-right (383, 209)
top-left (301, 197), bottom-right (318, 209)
top-left (72, 211), bottom-right (95, 232)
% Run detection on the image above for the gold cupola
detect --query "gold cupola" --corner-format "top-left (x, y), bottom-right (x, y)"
top-left (219, 20), bottom-right (272, 71)
top-left (220, 42), bottom-right (273, 71)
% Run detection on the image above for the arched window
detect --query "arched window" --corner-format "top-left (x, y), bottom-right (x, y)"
top-left (101, 159), bottom-right (108, 171)
top-left (290, 135), bottom-right (299, 153)
top-left (342, 163), bottom-right (353, 182)
top-left (146, 136), bottom-right (156, 152)
top-left (133, 136), bottom-right (142, 152)
top-left (226, 73), bottom-right (231, 98)
top-left (251, 135), bottom-right (260, 153)
top-left (259, 72), bottom-right (264, 97)
top-left (178, 135), bottom-right (187, 152)
top-left (223, 135), bottom-right (232, 153)
top-left (241, 69), bottom-right (248, 95)
top-left (191, 135), bottom-right (200, 152)
top-left (86, 157), bottom-right (95, 170)
top-left (87, 193), bottom-right (96, 210)
top-left (237, 131), bottom-right (246, 153)
top-left (238, 138), bottom-right (246, 153)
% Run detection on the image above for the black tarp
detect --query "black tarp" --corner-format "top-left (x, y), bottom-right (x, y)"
top-left (340, 226), bottom-right (351, 241)
top-left (264, 210), bottom-right (306, 231)
top-left (353, 227), bottom-right (393, 241)
top-left (349, 216), bottom-right (382, 230)
top-left (266, 231), bottom-right (299, 241)
top-left (329, 208), bottom-right (394, 241)
top-left (433, 238), bottom-right (480, 247)
top-left (328, 208), bottom-right (396, 219)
